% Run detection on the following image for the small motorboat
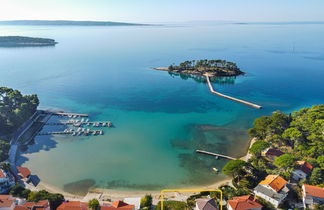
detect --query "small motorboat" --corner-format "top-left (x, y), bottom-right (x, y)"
top-left (212, 168), bottom-right (219, 173)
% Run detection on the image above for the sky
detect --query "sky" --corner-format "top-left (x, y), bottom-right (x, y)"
top-left (0, 0), bottom-right (324, 23)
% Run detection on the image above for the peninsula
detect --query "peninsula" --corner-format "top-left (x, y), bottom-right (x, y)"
top-left (0, 36), bottom-right (57, 47)
top-left (154, 59), bottom-right (244, 77)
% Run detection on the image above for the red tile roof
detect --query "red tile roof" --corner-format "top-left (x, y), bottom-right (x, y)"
top-left (14, 206), bottom-right (29, 210)
top-left (228, 195), bottom-right (263, 210)
top-left (265, 148), bottom-right (284, 157)
top-left (296, 161), bottom-right (313, 175)
top-left (0, 195), bottom-right (13, 200)
top-left (259, 175), bottom-right (287, 192)
top-left (101, 201), bottom-right (134, 209)
top-left (303, 184), bottom-right (324, 199)
top-left (16, 166), bottom-right (31, 178)
top-left (57, 201), bottom-right (87, 210)
top-left (0, 198), bottom-right (15, 208)
top-left (23, 200), bottom-right (49, 209)
top-left (0, 170), bottom-right (6, 178)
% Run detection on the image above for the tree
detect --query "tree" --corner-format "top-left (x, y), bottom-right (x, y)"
top-left (317, 156), bottom-right (324, 169)
top-left (222, 160), bottom-right (247, 178)
top-left (248, 116), bottom-right (272, 139)
top-left (0, 162), bottom-right (10, 171)
top-left (88, 198), bottom-right (99, 210)
top-left (0, 87), bottom-right (39, 135)
top-left (155, 200), bottom-right (188, 210)
top-left (10, 184), bottom-right (26, 197)
top-left (27, 190), bottom-right (64, 209)
top-left (140, 194), bottom-right (152, 208)
top-left (282, 127), bottom-right (304, 146)
top-left (249, 141), bottom-right (270, 157)
top-left (274, 154), bottom-right (295, 170)
top-left (0, 140), bottom-right (10, 161)
top-left (310, 168), bottom-right (323, 185)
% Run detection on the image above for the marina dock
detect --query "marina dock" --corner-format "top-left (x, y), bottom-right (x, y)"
top-left (52, 112), bottom-right (89, 118)
top-left (45, 120), bottom-right (112, 127)
top-left (38, 111), bottom-right (113, 137)
top-left (38, 128), bottom-right (104, 136)
top-left (196, 149), bottom-right (236, 160)
top-left (205, 74), bottom-right (262, 109)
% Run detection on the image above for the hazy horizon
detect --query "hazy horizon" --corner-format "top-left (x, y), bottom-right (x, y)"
top-left (1, 0), bottom-right (324, 23)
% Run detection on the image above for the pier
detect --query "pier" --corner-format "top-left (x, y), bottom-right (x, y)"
top-left (45, 120), bottom-right (112, 127)
top-left (196, 150), bottom-right (236, 160)
top-left (205, 74), bottom-right (262, 109)
top-left (38, 128), bottom-right (104, 136)
top-left (52, 112), bottom-right (89, 118)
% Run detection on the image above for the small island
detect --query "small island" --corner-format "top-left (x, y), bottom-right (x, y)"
top-left (155, 59), bottom-right (244, 77)
top-left (0, 36), bottom-right (57, 47)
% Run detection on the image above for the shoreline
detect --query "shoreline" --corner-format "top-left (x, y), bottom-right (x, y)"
top-left (35, 138), bottom-right (256, 202)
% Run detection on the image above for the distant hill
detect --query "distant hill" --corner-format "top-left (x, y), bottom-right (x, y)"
top-left (233, 21), bottom-right (324, 25)
top-left (0, 20), bottom-right (147, 26)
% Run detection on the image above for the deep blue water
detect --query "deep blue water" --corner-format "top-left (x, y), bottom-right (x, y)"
top-left (0, 24), bottom-right (323, 193)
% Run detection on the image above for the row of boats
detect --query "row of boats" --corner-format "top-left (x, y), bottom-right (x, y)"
top-left (64, 119), bottom-right (112, 128)
top-left (63, 128), bottom-right (104, 136)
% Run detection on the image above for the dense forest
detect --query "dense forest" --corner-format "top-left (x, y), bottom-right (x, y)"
top-left (0, 36), bottom-right (57, 47)
top-left (167, 59), bottom-right (244, 77)
top-left (221, 105), bottom-right (324, 209)
top-left (0, 87), bottom-right (39, 160)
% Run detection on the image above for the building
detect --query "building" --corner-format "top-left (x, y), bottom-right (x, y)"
top-left (21, 200), bottom-right (50, 210)
top-left (0, 169), bottom-right (15, 193)
top-left (57, 201), bottom-right (87, 210)
top-left (261, 148), bottom-right (284, 161)
top-left (291, 161), bottom-right (313, 180)
top-left (16, 167), bottom-right (31, 182)
top-left (302, 184), bottom-right (324, 208)
top-left (195, 198), bottom-right (218, 210)
top-left (254, 175), bottom-right (289, 207)
top-left (101, 201), bottom-right (134, 210)
top-left (0, 195), bottom-right (16, 210)
top-left (227, 195), bottom-right (263, 210)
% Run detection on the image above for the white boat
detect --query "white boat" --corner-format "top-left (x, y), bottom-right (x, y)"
top-left (72, 132), bottom-right (76, 136)
top-left (212, 168), bottom-right (219, 173)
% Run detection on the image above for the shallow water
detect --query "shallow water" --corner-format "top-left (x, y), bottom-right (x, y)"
top-left (0, 24), bottom-right (323, 193)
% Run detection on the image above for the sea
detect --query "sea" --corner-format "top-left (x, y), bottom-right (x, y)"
top-left (0, 23), bottom-right (323, 194)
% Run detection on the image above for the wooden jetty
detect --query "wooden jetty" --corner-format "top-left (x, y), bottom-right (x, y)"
top-left (196, 150), bottom-right (236, 160)
top-left (52, 112), bottom-right (89, 118)
top-left (45, 120), bottom-right (112, 127)
top-left (38, 129), bottom-right (104, 136)
top-left (205, 74), bottom-right (262, 109)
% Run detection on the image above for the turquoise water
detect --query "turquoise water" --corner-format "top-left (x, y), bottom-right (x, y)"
top-left (0, 24), bottom-right (323, 193)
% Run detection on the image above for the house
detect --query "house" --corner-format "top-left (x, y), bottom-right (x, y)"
top-left (0, 169), bottom-right (16, 193)
top-left (0, 195), bottom-right (16, 210)
top-left (16, 167), bottom-right (31, 182)
top-left (292, 161), bottom-right (313, 180)
top-left (227, 195), bottom-right (263, 210)
top-left (123, 198), bottom-right (140, 210)
top-left (302, 184), bottom-right (324, 208)
top-left (101, 201), bottom-right (134, 210)
top-left (21, 200), bottom-right (50, 210)
top-left (195, 198), bottom-right (218, 210)
top-left (254, 175), bottom-right (289, 207)
top-left (261, 148), bottom-right (284, 161)
top-left (57, 201), bottom-right (87, 210)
